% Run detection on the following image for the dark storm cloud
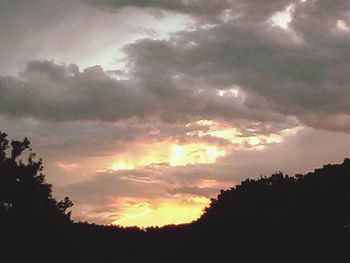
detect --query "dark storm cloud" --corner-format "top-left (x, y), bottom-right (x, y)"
top-left (87, 0), bottom-right (292, 24)
top-left (0, 60), bottom-right (288, 128)
top-left (0, 61), bottom-right (150, 121)
top-left (120, 0), bottom-right (350, 132)
top-left (87, 0), bottom-right (231, 16)
top-left (1, 0), bottom-right (350, 132)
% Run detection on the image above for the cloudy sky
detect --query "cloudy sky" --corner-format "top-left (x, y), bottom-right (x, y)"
top-left (1, 0), bottom-right (350, 227)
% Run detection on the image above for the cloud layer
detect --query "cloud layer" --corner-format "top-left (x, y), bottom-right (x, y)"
top-left (2, 0), bottom-right (350, 131)
top-left (2, 0), bottom-right (350, 225)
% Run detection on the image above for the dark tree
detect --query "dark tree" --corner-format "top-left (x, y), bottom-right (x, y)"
top-left (1, 130), bottom-right (350, 262)
top-left (0, 131), bottom-right (72, 223)
top-left (0, 132), bottom-right (75, 263)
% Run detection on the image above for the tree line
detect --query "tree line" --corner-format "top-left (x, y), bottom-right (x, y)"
top-left (1, 131), bottom-right (349, 262)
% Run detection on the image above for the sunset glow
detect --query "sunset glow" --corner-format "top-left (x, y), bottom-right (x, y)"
top-left (112, 197), bottom-right (210, 228)
top-left (4, 0), bottom-right (350, 229)
top-left (111, 140), bottom-right (226, 171)
top-left (186, 120), bottom-right (288, 149)
top-left (70, 120), bottom-right (300, 227)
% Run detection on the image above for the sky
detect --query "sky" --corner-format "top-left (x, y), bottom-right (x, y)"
top-left (1, 0), bottom-right (350, 227)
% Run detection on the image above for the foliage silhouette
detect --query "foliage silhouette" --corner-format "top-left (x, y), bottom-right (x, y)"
top-left (0, 132), bottom-right (72, 223)
top-left (0, 132), bottom-right (74, 263)
top-left (1, 131), bottom-right (350, 262)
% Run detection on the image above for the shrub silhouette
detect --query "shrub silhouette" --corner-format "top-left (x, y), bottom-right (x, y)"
top-left (0, 132), bottom-right (72, 224)
top-left (0, 132), bottom-right (74, 263)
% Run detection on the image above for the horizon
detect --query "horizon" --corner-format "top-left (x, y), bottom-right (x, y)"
top-left (1, 0), bottom-right (350, 227)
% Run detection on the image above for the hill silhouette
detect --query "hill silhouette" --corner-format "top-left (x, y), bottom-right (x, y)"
top-left (1, 131), bottom-right (350, 262)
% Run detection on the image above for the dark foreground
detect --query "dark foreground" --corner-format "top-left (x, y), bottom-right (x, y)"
top-left (1, 132), bottom-right (350, 262)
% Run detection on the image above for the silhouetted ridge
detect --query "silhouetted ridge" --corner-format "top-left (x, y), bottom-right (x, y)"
top-left (1, 131), bottom-right (350, 262)
top-left (199, 159), bottom-right (350, 232)
top-left (181, 159), bottom-right (346, 259)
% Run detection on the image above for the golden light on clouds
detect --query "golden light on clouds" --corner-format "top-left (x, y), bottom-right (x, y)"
top-left (112, 196), bottom-right (210, 228)
top-left (103, 120), bottom-right (297, 227)
top-left (56, 119), bottom-right (297, 227)
top-left (109, 120), bottom-right (296, 172)
top-left (170, 144), bottom-right (185, 166)
top-left (186, 119), bottom-right (285, 150)
top-left (111, 141), bottom-right (226, 171)
top-left (111, 162), bottom-right (132, 171)
top-left (197, 179), bottom-right (233, 189)
top-left (55, 161), bottom-right (79, 171)
top-left (169, 143), bottom-right (226, 166)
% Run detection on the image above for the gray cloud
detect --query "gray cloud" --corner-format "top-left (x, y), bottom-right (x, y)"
top-left (0, 0), bottom-right (191, 75)
top-left (3, 0), bottom-right (350, 225)
top-left (60, 171), bottom-right (167, 204)
top-left (2, 0), bottom-right (350, 132)
top-left (87, 0), bottom-right (232, 16)
top-left (119, 0), bottom-right (350, 132)
top-left (0, 60), bottom-right (289, 129)
top-left (87, 0), bottom-right (293, 25)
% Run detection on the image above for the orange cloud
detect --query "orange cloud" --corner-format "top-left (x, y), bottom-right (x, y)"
top-left (70, 120), bottom-right (298, 226)
top-left (111, 140), bottom-right (226, 171)
top-left (111, 196), bottom-right (210, 228)
top-left (55, 161), bottom-right (79, 171)
top-left (186, 119), bottom-right (298, 150)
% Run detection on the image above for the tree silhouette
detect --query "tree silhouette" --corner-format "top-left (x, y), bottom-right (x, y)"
top-left (0, 132), bottom-right (75, 263)
top-left (200, 160), bottom-right (350, 232)
top-left (1, 130), bottom-right (350, 262)
top-left (0, 132), bottom-right (72, 224)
